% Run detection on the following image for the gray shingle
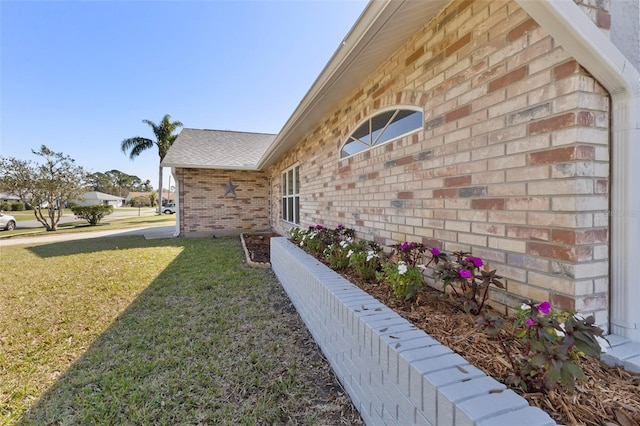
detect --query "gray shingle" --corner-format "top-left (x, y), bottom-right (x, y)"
top-left (162, 128), bottom-right (276, 170)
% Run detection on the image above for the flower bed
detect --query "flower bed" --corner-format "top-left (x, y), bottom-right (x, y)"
top-left (271, 237), bottom-right (555, 425)
top-left (274, 225), bottom-right (640, 424)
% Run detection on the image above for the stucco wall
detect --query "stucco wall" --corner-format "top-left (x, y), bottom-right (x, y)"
top-left (267, 0), bottom-right (611, 325)
top-left (176, 168), bottom-right (270, 237)
top-left (611, 0), bottom-right (640, 70)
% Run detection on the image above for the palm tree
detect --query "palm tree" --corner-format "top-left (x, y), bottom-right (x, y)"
top-left (121, 114), bottom-right (183, 213)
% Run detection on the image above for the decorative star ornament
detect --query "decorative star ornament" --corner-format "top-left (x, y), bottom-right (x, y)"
top-left (222, 179), bottom-right (238, 196)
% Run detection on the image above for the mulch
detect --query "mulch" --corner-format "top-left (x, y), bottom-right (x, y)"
top-left (241, 234), bottom-right (640, 425)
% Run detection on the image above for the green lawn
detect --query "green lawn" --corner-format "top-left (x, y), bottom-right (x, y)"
top-left (1, 236), bottom-right (360, 425)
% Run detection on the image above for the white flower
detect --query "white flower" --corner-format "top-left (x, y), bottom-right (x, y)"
top-left (366, 251), bottom-right (378, 262)
top-left (347, 249), bottom-right (354, 258)
top-left (398, 261), bottom-right (407, 275)
top-left (299, 241), bottom-right (304, 247)
top-left (520, 303), bottom-right (531, 311)
top-left (339, 240), bottom-right (349, 248)
top-left (417, 264), bottom-right (427, 270)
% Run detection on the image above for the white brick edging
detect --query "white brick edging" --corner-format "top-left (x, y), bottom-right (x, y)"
top-left (271, 237), bottom-right (556, 426)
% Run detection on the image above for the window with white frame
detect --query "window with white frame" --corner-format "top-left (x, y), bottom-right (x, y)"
top-left (340, 107), bottom-right (423, 159)
top-left (281, 165), bottom-right (300, 224)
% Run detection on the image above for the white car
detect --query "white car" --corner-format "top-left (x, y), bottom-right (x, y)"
top-left (162, 203), bottom-right (176, 214)
top-left (0, 212), bottom-right (16, 231)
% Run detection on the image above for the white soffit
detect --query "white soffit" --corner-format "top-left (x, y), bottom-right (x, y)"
top-left (259, 0), bottom-right (450, 168)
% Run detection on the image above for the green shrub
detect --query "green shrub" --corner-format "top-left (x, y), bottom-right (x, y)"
top-left (379, 261), bottom-right (425, 301)
top-left (71, 205), bottom-right (114, 225)
top-left (10, 202), bottom-right (24, 211)
top-left (348, 240), bottom-right (382, 281)
top-left (0, 202), bottom-right (10, 212)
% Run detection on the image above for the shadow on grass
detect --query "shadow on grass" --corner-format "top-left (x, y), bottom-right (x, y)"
top-left (16, 236), bottom-right (356, 425)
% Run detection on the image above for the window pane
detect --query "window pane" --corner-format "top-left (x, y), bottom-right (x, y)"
top-left (282, 174), bottom-right (286, 196)
top-left (294, 167), bottom-right (299, 195)
top-left (370, 110), bottom-right (396, 144)
top-left (287, 169), bottom-right (293, 195)
top-left (375, 110), bottom-right (422, 145)
top-left (341, 139), bottom-right (367, 157)
top-left (287, 197), bottom-right (294, 222)
top-left (351, 121), bottom-right (370, 144)
top-left (282, 198), bottom-right (287, 220)
top-left (294, 196), bottom-right (300, 224)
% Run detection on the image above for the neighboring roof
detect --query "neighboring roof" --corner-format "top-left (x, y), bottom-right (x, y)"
top-left (162, 128), bottom-right (276, 171)
top-left (81, 191), bottom-right (125, 201)
top-left (0, 192), bottom-right (20, 201)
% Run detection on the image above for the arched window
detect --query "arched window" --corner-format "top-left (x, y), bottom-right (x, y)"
top-left (340, 107), bottom-right (423, 159)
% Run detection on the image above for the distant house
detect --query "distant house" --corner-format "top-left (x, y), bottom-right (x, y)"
top-left (163, 0), bottom-right (640, 349)
top-left (126, 191), bottom-right (152, 206)
top-left (0, 192), bottom-right (21, 203)
top-left (72, 191), bottom-right (125, 208)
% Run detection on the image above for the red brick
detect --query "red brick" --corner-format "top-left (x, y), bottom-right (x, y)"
top-left (528, 113), bottom-right (576, 134)
top-left (528, 146), bottom-right (595, 165)
top-left (445, 32), bottom-right (472, 57)
top-left (445, 105), bottom-right (472, 123)
top-left (553, 60), bottom-right (580, 80)
top-left (397, 155), bottom-right (414, 166)
top-left (551, 293), bottom-right (575, 311)
top-left (577, 111), bottom-right (595, 126)
top-left (433, 188), bottom-right (458, 198)
top-left (488, 66), bottom-right (528, 92)
top-left (551, 229), bottom-right (608, 245)
top-left (596, 10), bottom-right (611, 29)
top-left (406, 46), bottom-right (425, 66)
top-left (470, 198), bottom-right (505, 210)
top-left (368, 171), bottom-right (379, 180)
top-left (507, 17), bottom-right (540, 42)
top-left (444, 175), bottom-right (472, 187)
top-left (528, 242), bottom-right (573, 261)
top-left (398, 191), bottom-right (414, 199)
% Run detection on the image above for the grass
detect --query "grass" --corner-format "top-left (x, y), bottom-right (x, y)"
top-left (1, 236), bottom-right (360, 425)
top-left (0, 213), bottom-right (174, 239)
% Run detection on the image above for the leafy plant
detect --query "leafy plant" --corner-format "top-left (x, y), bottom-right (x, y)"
top-left (432, 251), bottom-right (503, 315)
top-left (379, 261), bottom-right (425, 301)
top-left (347, 240), bottom-right (382, 281)
top-left (71, 204), bottom-right (114, 225)
top-left (324, 240), bottom-right (352, 270)
top-left (477, 301), bottom-right (606, 393)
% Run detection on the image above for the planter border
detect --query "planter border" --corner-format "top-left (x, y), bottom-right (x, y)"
top-left (271, 237), bottom-right (555, 426)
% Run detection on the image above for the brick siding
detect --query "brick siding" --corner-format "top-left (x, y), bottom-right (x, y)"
top-left (176, 168), bottom-right (270, 236)
top-left (267, 0), bottom-right (611, 325)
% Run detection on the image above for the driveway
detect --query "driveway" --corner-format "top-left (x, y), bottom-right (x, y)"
top-left (0, 225), bottom-right (176, 247)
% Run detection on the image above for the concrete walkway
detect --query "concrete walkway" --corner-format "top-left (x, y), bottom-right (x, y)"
top-left (0, 225), bottom-right (176, 247)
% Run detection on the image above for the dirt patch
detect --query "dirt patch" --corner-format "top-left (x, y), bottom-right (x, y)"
top-left (242, 232), bottom-right (280, 265)
top-left (242, 234), bottom-right (640, 425)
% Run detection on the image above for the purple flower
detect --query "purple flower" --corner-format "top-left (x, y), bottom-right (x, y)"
top-left (466, 256), bottom-right (484, 268)
top-left (526, 318), bottom-right (535, 327)
top-left (315, 224), bottom-right (324, 230)
top-left (400, 242), bottom-right (409, 251)
top-left (430, 247), bottom-right (441, 256)
top-left (459, 269), bottom-right (472, 279)
top-left (336, 224), bottom-right (344, 229)
top-left (536, 301), bottom-right (551, 315)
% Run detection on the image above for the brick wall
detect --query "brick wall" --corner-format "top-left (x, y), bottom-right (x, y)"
top-left (267, 0), bottom-right (611, 325)
top-left (177, 168), bottom-right (270, 236)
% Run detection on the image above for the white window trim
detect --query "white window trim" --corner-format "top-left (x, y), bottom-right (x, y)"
top-left (281, 164), bottom-right (300, 225)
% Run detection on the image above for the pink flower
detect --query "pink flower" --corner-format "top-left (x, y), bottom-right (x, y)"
top-left (430, 247), bottom-right (441, 256)
top-left (459, 269), bottom-right (472, 279)
top-left (526, 318), bottom-right (535, 326)
top-left (466, 256), bottom-right (484, 268)
top-left (536, 301), bottom-right (551, 315)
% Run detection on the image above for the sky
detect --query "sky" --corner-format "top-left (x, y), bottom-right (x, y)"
top-left (0, 0), bottom-right (368, 189)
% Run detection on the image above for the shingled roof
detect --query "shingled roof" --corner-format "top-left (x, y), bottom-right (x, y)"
top-left (161, 128), bottom-right (276, 171)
